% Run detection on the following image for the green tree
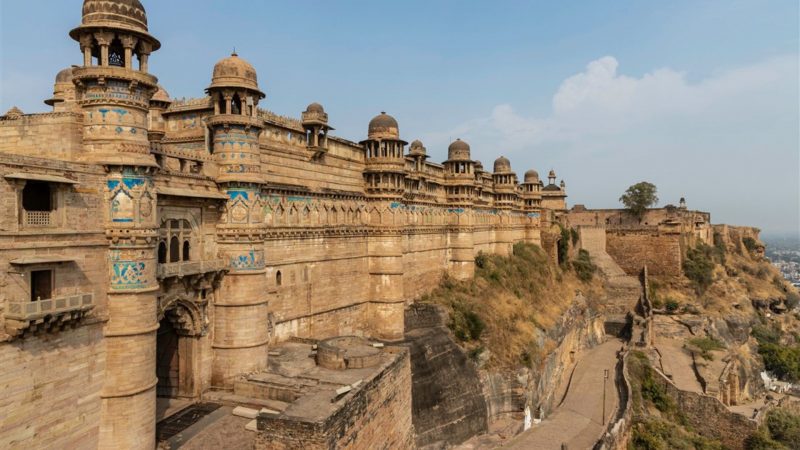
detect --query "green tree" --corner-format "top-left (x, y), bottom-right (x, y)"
top-left (620, 182), bottom-right (659, 219)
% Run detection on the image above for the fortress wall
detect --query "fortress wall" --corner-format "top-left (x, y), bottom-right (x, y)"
top-left (402, 231), bottom-right (449, 301)
top-left (606, 230), bottom-right (682, 276)
top-left (255, 347), bottom-right (414, 450)
top-left (0, 114), bottom-right (84, 161)
top-left (0, 323), bottom-right (105, 450)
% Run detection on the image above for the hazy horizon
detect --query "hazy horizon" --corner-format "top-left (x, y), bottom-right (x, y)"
top-left (1, 0), bottom-right (797, 235)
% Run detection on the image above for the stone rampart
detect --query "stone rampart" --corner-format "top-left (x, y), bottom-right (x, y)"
top-left (254, 347), bottom-right (414, 450)
top-left (606, 230), bottom-right (682, 276)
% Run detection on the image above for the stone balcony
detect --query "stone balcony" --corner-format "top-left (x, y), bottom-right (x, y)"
top-left (157, 259), bottom-right (228, 280)
top-left (4, 293), bottom-right (94, 339)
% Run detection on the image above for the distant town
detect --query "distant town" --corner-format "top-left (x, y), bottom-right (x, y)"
top-left (765, 235), bottom-right (800, 288)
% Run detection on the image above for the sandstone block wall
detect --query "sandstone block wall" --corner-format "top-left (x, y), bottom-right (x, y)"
top-left (254, 347), bottom-right (414, 450)
top-left (606, 230), bottom-right (682, 276)
top-left (0, 322), bottom-right (105, 450)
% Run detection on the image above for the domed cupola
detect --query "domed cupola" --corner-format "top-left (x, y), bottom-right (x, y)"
top-left (491, 156), bottom-right (518, 209)
top-left (447, 138), bottom-right (471, 161)
top-left (206, 52), bottom-right (266, 183)
top-left (70, 0), bottom-right (160, 71)
top-left (45, 67), bottom-right (78, 111)
top-left (493, 156), bottom-right (511, 174)
top-left (521, 168), bottom-right (543, 211)
top-left (301, 102), bottom-right (333, 158)
top-left (408, 140), bottom-right (427, 157)
top-left (208, 52), bottom-right (264, 98)
top-left (367, 112), bottom-right (401, 140)
top-left (361, 112), bottom-right (407, 200)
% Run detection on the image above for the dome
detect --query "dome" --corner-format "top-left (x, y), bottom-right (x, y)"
top-left (208, 52), bottom-right (264, 97)
top-left (82, 0), bottom-right (147, 32)
top-left (474, 160), bottom-right (484, 170)
top-left (524, 169), bottom-right (540, 183)
top-left (409, 139), bottom-right (426, 156)
top-left (55, 67), bottom-right (75, 84)
top-left (367, 112), bottom-right (400, 139)
top-left (493, 156), bottom-right (511, 173)
top-left (305, 102), bottom-right (324, 114)
top-left (151, 84), bottom-right (171, 103)
top-left (447, 138), bottom-right (471, 161)
top-left (70, 1), bottom-right (160, 50)
top-left (548, 169), bottom-right (556, 178)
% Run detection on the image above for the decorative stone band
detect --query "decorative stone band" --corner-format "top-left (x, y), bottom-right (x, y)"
top-left (211, 336), bottom-right (270, 350)
top-left (103, 322), bottom-right (160, 338)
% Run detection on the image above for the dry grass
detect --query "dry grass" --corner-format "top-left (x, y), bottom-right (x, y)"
top-left (419, 243), bottom-right (603, 369)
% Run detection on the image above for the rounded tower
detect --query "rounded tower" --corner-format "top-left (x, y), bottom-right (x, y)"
top-left (361, 112), bottom-right (407, 200)
top-left (44, 67), bottom-right (79, 112)
top-left (492, 156), bottom-right (518, 210)
top-left (147, 85), bottom-right (171, 142)
top-left (70, 2), bottom-right (161, 448)
top-left (444, 139), bottom-right (475, 206)
top-left (301, 102), bottom-right (333, 159)
top-left (205, 52), bottom-right (270, 386)
top-left (206, 52), bottom-right (266, 184)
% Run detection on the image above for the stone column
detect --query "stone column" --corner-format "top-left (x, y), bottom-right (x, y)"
top-left (94, 32), bottom-right (113, 67)
top-left (80, 34), bottom-right (93, 66)
top-left (120, 35), bottom-right (138, 70)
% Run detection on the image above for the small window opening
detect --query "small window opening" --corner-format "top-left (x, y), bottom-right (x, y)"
top-left (231, 94), bottom-right (242, 115)
top-left (109, 38), bottom-right (124, 67)
top-left (182, 241), bottom-right (190, 261)
top-left (169, 236), bottom-right (180, 263)
top-left (31, 269), bottom-right (53, 302)
top-left (158, 241), bottom-right (167, 264)
top-left (276, 270), bottom-right (282, 286)
top-left (22, 181), bottom-right (52, 211)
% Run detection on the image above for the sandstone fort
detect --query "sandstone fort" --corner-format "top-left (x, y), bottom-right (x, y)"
top-left (2, 1), bottom-right (795, 450)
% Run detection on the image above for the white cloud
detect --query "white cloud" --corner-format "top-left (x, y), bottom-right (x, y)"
top-left (421, 55), bottom-right (799, 233)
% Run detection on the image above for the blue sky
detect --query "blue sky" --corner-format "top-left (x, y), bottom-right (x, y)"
top-left (1, 1), bottom-right (798, 234)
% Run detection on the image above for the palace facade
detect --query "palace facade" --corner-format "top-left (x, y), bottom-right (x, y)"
top-left (0, 1), bottom-right (571, 448)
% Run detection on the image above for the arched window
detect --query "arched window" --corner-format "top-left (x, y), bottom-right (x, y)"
top-left (169, 236), bottom-right (180, 263)
top-left (182, 240), bottom-right (190, 261)
top-left (158, 241), bottom-right (167, 264)
top-left (108, 38), bottom-right (124, 67)
top-left (276, 270), bottom-right (282, 286)
top-left (231, 94), bottom-right (242, 115)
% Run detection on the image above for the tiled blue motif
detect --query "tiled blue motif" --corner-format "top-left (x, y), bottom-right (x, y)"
top-left (230, 249), bottom-right (265, 271)
top-left (111, 261), bottom-right (147, 289)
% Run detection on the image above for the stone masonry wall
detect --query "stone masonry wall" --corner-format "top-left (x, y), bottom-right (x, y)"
top-left (254, 347), bottom-right (414, 450)
top-left (0, 322), bottom-right (105, 450)
top-left (606, 230), bottom-right (682, 276)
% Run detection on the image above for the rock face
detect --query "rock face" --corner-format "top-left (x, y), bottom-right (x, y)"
top-left (403, 304), bottom-right (489, 449)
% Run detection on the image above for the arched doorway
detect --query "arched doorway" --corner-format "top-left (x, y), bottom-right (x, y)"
top-left (156, 316), bottom-right (180, 397)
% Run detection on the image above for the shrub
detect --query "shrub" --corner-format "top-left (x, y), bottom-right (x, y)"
top-left (765, 408), bottom-right (800, 445)
top-left (558, 226), bottom-right (571, 268)
top-left (687, 337), bottom-right (726, 361)
top-left (683, 243), bottom-right (716, 292)
top-left (758, 343), bottom-right (800, 382)
top-left (665, 299), bottom-right (680, 313)
top-left (449, 304), bottom-right (485, 342)
top-left (641, 367), bottom-right (674, 413)
top-left (572, 249), bottom-right (597, 282)
top-left (743, 237), bottom-right (759, 254)
top-left (785, 291), bottom-right (800, 310)
top-left (570, 227), bottom-right (579, 246)
top-left (474, 252), bottom-right (488, 269)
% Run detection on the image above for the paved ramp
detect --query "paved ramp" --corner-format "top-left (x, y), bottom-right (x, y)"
top-left (502, 340), bottom-right (622, 450)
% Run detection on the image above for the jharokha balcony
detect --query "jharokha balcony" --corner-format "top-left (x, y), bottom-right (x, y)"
top-left (156, 259), bottom-right (228, 280)
top-left (4, 293), bottom-right (94, 339)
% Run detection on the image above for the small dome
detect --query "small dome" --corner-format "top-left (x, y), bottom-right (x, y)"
top-left (447, 138), bottom-right (471, 161)
top-left (493, 156), bottom-right (511, 173)
top-left (409, 139), bottom-right (426, 155)
top-left (3, 106), bottom-right (24, 119)
top-left (548, 169), bottom-right (556, 178)
top-left (208, 52), bottom-right (264, 97)
top-left (55, 67), bottom-right (74, 84)
top-left (81, 0), bottom-right (147, 32)
top-left (305, 102), bottom-right (324, 114)
top-left (524, 169), bottom-right (540, 183)
top-left (474, 160), bottom-right (484, 170)
top-left (151, 84), bottom-right (171, 103)
top-left (71, 0), bottom-right (159, 50)
top-left (367, 112), bottom-right (400, 139)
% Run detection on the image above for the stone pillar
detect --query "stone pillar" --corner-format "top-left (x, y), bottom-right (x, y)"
top-left (99, 168), bottom-right (158, 450)
top-left (80, 34), bottom-right (93, 66)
